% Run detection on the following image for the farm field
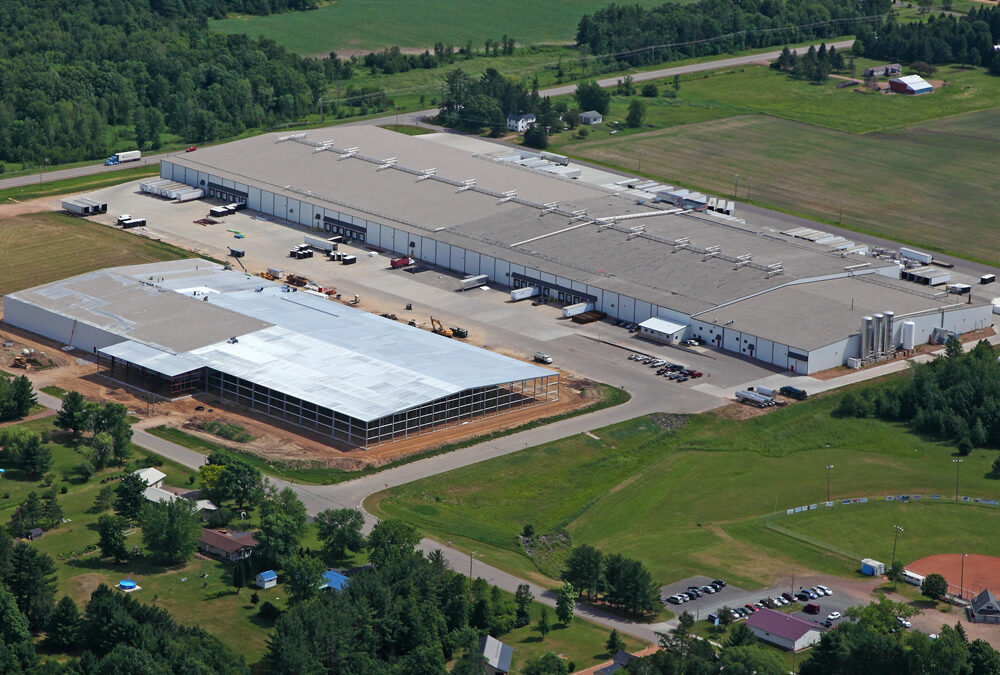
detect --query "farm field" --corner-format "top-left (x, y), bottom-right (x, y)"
top-left (560, 108), bottom-right (1000, 264)
top-left (0, 212), bottom-right (201, 297)
top-left (210, 0), bottom-right (667, 55)
top-left (371, 383), bottom-right (1000, 590)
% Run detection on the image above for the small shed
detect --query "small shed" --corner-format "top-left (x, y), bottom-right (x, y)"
top-left (479, 635), bottom-right (514, 675)
top-left (27, 527), bottom-right (44, 541)
top-left (579, 110), bottom-right (603, 125)
top-left (638, 317), bottom-right (688, 345)
top-left (256, 570), bottom-right (277, 589)
top-left (320, 570), bottom-right (350, 591)
top-left (889, 75), bottom-right (932, 95)
top-left (968, 589), bottom-right (1000, 624)
top-left (133, 467), bottom-right (166, 489)
top-left (861, 558), bottom-right (885, 576)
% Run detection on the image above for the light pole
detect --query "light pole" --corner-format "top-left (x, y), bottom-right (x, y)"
top-left (960, 553), bottom-right (967, 599)
top-left (746, 176), bottom-right (751, 201)
top-left (826, 465), bottom-right (835, 502)
top-left (469, 551), bottom-right (480, 578)
top-left (733, 173), bottom-right (739, 198)
top-left (954, 458), bottom-right (964, 502)
top-left (891, 525), bottom-right (904, 570)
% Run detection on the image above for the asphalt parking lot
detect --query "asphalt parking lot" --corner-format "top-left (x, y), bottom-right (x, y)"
top-left (661, 576), bottom-right (857, 628)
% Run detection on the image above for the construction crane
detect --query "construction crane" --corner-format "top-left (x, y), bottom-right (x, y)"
top-left (430, 317), bottom-right (453, 338)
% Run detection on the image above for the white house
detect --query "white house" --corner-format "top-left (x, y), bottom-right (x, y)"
top-left (143, 486), bottom-right (178, 504)
top-left (638, 317), bottom-right (687, 345)
top-left (747, 608), bottom-right (823, 651)
top-left (506, 114), bottom-right (536, 132)
top-left (579, 110), bottom-right (603, 125)
top-left (133, 467), bottom-right (166, 489)
top-left (256, 570), bottom-right (277, 589)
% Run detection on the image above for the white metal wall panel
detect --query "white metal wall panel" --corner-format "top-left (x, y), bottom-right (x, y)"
top-left (618, 295), bottom-right (636, 322)
top-left (771, 343), bottom-right (789, 370)
top-left (755, 338), bottom-right (774, 364)
top-left (465, 251), bottom-right (480, 275)
top-left (450, 247), bottom-right (466, 272)
top-left (248, 187), bottom-right (261, 211)
top-left (600, 291), bottom-right (619, 316)
top-left (222, 178), bottom-right (234, 190)
top-left (723, 328), bottom-right (741, 352)
top-left (273, 194), bottom-right (287, 220)
top-left (261, 190), bottom-right (274, 216)
top-left (494, 259), bottom-right (510, 285)
top-left (286, 198), bottom-right (300, 222)
top-left (539, 271), bottom-right (556, 284)
top-left (510, 263), bottom-right (525, 279)
top-left (480, 255), bottom-right (495, 281)
top-left (635, 300), bottom-right (653, 324)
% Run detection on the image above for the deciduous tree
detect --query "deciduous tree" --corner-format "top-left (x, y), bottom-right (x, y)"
top-left (114, 473), bottom-right (147, 521)
top-left (139, 498), bottom-right (201, 565)
top-left (57, 391), bottom-right (90, 443)
top-left (284, 552), bottom-right (326, 604)
top-left (922, 573), bottom-right (949, 600)
top-left (367, 518), bottom-right (420, 569)
top-left (97, 514), bottom-right (130, 562)
top-left (315, 508), bottom-right (365, 562)
top-left (556, 581), bottom-right (575, 625)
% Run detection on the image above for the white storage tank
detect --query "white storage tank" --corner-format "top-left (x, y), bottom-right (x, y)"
top-left (901, 321), bottom-right (916, 350)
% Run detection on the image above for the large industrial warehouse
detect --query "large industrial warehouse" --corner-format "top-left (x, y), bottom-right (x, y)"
top-left (157, 125), bottom-right (992, 374)
top-left (3, 260), bottom-right (558, 449)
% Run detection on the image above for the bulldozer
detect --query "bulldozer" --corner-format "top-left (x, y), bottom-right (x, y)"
top-left (430, 317), bottom-right (453, 338)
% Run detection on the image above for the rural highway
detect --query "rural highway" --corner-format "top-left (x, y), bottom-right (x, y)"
top-left (0, 39), bottom-right (853, 193)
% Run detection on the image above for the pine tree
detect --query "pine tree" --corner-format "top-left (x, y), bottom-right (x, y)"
top-left (605, 628), bottom-right (624, 656)
top-left (42, 489), bottom-right (63, 528)
top-left (537, 606), bottom-right (550, 638)
top-left (233, 562), bottom-right (246, 592)
top-left (556, 581), bottom-right (575, 625)
top-left (46, 595), bottom-right (81, 650)
top-left (515, 583), bottom-right (534, 627)
top-left (56, 391), bottom-right (90, 443)
top-left (990, 456), bottom-right (1000, 479)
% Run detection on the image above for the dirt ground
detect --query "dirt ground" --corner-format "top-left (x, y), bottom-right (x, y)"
top-left (1, 315), bottom-right (598, 469)
top-left (713, 396), bottom-right (797, 421)
top-left (907, 553), bottom-right (1000, 599)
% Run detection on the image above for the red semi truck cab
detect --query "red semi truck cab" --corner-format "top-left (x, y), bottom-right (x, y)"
top-left (390, 257), bottom-right (413, 268)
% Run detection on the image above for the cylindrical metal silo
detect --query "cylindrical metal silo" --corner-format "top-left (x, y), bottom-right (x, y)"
top-left (873, 313), bottom-right (884, 357)
top-left (902, 321), bottom-right (916, 350)
top-left (861, 316), bottom-right (873, 359)
top-left (884, 311), bottom-right (895, 352)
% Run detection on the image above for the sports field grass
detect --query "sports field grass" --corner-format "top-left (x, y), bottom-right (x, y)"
top-left (371, 383), bottom-right (1000, 590)
top-left (211, 0), bottom-right (667, 55)
top-left (0, 212), bottom-right (202, 296)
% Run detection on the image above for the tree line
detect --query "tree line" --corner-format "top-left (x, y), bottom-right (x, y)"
top-left (835, 339), bottom-right (1000, 454)
top-left (575, 0), bottom-right (891, 66)
top-left (0, 375), bottom-right (35, 423)
top-left (855, 6), bottom-right (1000, 71)
top-left (562, 544), bottom-right (660, 616)
top-left (0, 0), bottom-right (338, 166)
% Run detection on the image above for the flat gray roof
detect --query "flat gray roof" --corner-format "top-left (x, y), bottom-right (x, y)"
top-left (694, 275), bottom-right (987, 350)
top-left (168, 126), bottom-right (897, 316)
top-left (8, 260), bottom-right (551, 422)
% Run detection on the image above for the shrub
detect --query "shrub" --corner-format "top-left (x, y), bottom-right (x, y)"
top-left (259, 601), bottom-right (281, 620)
top-left (641, 83), bottom-right (658, 97)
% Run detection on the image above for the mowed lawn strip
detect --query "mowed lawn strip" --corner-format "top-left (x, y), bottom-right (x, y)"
top-left (374, 385), bottom-right (1000, 589)
top-left (0, 212), bottom-right (200, 296)
top-left (210, 0), bottom-right (668, 55)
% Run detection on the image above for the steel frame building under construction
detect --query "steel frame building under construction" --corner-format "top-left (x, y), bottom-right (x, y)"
top-left (4, 260), bottom-right (557, 449)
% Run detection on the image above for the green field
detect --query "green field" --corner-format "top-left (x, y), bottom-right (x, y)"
top-left (0, 165), bottom-right (158, 203)
top-left (371, 384), bottom-right (1000, 590)
top-left (556, 64), bottom-right (1000, 264)
top-left (211, 0), bottom-right (666, 55)
top-left (0, 212), bottom-right (206, 296)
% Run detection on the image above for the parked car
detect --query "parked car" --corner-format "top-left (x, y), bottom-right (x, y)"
top-left (781, 592), bottom-right (794, 602)
top-left (796, 592), bottom-right (811, 601)
top-left (186, 146), bottom-right (197, 152)
top-left (817, 585), bottom-right (832, 596)
top-left (827, 611), bottom-right (841, 621)
top-left (700, 585), bottom-right (716, 594)
top-left (804, 603), bottom-right (820, 615)
top-left (713, 579), bottom-right (727, 587)
top-left (897, 617), bottom-right (911, 628)
top-left (666, 596), bottom-right (682, 605)
top-left (677, 376), bottom-right (689, 382)
top-left (686, 588), bottom-right (702, 598)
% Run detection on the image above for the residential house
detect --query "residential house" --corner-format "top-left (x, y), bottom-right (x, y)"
top-left (864, 63), bottom-right (901, 77)
top-left (579, 110), bottom-right (603, 125)
top-left (506, 113), bottom-right (536, 132)
top-left (320, 570), bottom-right (350, 591)
top-left (198, 528), bottom-right (258, 562)
top-left (597, 650), bottom-right (637, 675)
top-left (747, 608), bottom-right (823, 651)
top-left (143, 486), bottom-right (178, 504)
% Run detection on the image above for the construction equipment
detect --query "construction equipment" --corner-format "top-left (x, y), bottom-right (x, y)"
top-left (285, 274), bottom-right (308, 287)
top-left (450, 326), bottom-right (468, 338)
top-left (430, 317), bottom-right (453, 338)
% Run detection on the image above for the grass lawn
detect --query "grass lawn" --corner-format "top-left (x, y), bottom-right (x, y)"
top-left (371, 381), bottom-right (1000, 590)
top-left (41, 385), bottom-right (66, 398)
top-left (209, 0), bottom-right (668, 56)
top-left (0, 165), bottom-right (158, 203)
top-left (0, 212), bottom-right (209, 296)
top-left (504, 598), bottom-right (648, 673)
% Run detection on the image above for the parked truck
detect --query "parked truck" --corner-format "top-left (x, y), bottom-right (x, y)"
top-left (304, 235), bottom-right (339, 252)
top-left (390, 257), bottom-right (413, 268)
top-left (104, 150), bottom-right (141, 166)
top-left (459, 274), bottom-right (488, 291)
top-left (562, 302), bottom-right (594, 318)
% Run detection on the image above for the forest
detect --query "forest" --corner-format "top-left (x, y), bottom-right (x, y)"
top-left (856, 6), bottom-right (1000, 69)
top-left (836, 340), bottom-right (1000, 454)
top-left (0, 0), bottom-right (336, 166)
top-left (575, 0), bottom-right (893, 64)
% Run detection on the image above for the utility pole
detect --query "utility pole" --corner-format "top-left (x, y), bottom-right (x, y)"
top-left (469, 551), bottom-right (479, 578)
top-left (960, 553), bottom-right (967, 599)
top-left (746, 176), bottom-right (751, 201)
top-left (954, 458), bottom-right (963, 502)
top-left (734, 173), bottom-right (739, 198)
top-left (826, 464), bottom-right (835, 502)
